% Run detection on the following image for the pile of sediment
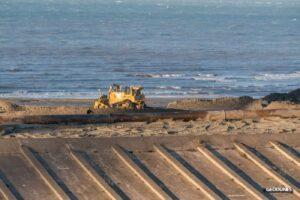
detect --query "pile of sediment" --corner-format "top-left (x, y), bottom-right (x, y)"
top-left (167, 96), bottom-right (255, 110)
top-left (167, 89), bottom-right (300, 111)
top-left (0, 100), bottom-right (23, 113)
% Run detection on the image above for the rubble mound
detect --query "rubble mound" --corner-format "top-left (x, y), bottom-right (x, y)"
top-left (263, 88), bottom-right (300, 103)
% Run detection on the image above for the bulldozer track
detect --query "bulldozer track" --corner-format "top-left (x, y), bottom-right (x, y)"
top-left (0, 133), bottom-right (298, 199)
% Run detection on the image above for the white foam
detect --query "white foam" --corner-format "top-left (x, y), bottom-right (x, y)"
top-left (131, 73), bottom-right (184, 78)
top-left (254, 71), bottom-right (300, 81)
top-left (190, 73), bottom-right (233, 83)
top-left (191, 73), bottom-right (216, 80)
top-left (131, 73), bottom-right (235, 83)
top-left (156, 86), bottom-right (181, 90)
top-left (148, 93), bottom-right (222, 98)
top-left (0, 91), bottom-right (98, 99)
top-left (161, 74), bottom-right (184, 78)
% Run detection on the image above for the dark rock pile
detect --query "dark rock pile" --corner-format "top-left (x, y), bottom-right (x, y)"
top-left (263, 88), bottom-right (300, 103)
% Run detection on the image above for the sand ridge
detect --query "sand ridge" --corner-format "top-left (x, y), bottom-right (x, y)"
top-left (0, 97), bottom-right (299, 138)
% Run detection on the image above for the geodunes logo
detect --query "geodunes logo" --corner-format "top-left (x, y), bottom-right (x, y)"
top-left (264, 187), bottom-right (293, 193)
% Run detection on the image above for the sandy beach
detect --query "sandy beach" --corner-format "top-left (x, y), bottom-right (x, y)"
top-left (1, 90), bottom-right (299, 138)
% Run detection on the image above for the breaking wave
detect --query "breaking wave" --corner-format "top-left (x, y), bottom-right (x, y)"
top-left (254, 71), bottom-right (300, 81)
top-left (156, 86), bottom-right (181, 90)
top-left (130, 73), bottom-right (233, 83)
top-left (190, 73), bottom-right (234, 82)
top-left (129, 73), bottom-right (184, 78)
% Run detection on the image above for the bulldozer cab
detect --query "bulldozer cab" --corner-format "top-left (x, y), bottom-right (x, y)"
top-left (131, 86), bottom-right (143, 98)
top-left (110, 85), bottom-right (143, 97)
top-left (110, 84), bottom-right (121, 92)
top-left (124, 86), bottom-right (130, 94)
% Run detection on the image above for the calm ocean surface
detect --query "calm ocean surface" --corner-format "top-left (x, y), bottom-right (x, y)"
top-left (0, 1), bottom-right (299, 98)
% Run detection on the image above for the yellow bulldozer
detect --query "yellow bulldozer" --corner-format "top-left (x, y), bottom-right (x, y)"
top-left (87, 84), bottom-right (146, 113)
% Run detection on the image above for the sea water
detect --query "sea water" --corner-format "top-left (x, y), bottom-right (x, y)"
top-left (0, 0), bottom-right (299, 98)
